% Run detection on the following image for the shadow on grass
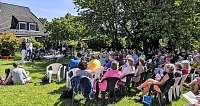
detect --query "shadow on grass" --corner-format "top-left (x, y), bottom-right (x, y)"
top-left (49, 86), bottom-right (67, 95)
top-left (54, 98), bottom-right (86, 106)
top-left (55, 98), bottom-right (113, 106)
top-left (52, 87), bottom-right (125, 106)
top-left (33, 80), bottom-right (66, 86)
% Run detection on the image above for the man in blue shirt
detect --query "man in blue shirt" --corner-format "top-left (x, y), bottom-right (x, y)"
top-left (69, 53), bottom-right (82, 69)
top-left (69, 58), bottom-right (80, 69)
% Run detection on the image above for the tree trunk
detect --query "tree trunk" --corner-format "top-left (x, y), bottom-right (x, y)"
top-left (143, 38), bottom-right (149, 57)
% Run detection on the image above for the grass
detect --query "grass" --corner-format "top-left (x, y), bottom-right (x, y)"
top-left (0, 60), bottom-right (65, 106)
top-left (0, 59), bottom-right (187, 106)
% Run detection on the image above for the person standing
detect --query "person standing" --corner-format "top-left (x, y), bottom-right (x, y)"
top-left (21, 39), bottom-right (27, 63)
top-left (26, 39), bottom-right (33, 61)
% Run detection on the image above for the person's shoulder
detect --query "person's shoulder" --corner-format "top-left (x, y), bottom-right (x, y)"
top-left (17, 68), bottom-right (25, 72)
top-left (11, 69), bottom-right (16, 73)
top-left (12, 68), bottom-right (18, 71)
top-left (111, 70), bottom-right (119, 73)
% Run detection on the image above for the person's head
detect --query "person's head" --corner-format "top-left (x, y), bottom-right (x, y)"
top-left (91, 55), bottom-right (96, 60)
top-left (175, 63), bottom-right (182, 70)
top-left (13, 63), bottom-right (18, 68)
top-left (22, 38), bottom-right (26, 42)
top-left (164, 64), bottom-right (175, 73)
top-left (165, 57), bottom-right (171, 63)
top-left (108, 55), bottom-right (113, 61)
top-left (77, 52), bottom-right (82, 58)
top-left (5, 69), bottom-right (10, 75)
top-left (181, 60), bottom-right (190, 69)
top-left (155, 55), bottom-right (158, 59)
top-left (28, 39), bottom-right (31, 43)
top-left (78, 61), bottom-right (88, 70)
top-left (111, 61), bottom-right (119, 70)
top-left (127, 57), bottom-right (134, 66)
top-left (139, 59), bottom-right (145, 66)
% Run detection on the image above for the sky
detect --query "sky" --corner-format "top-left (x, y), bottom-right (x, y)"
top-left (0, 0), bottom-right (78, 21)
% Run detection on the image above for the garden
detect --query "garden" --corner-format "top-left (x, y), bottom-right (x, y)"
top-left (0, 0), bottom-right (200, 106)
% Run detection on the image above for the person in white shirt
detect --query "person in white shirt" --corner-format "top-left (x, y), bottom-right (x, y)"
top-left (26, 40), bottom-right (33, 61)
top-left (122, 57), bottom-right (135, 75)
top-left (121, 57), bottom-right (135, 82)
top-left (4, 63), bottom-right (31, 85)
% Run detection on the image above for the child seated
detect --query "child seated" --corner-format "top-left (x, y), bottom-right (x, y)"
top-left (0, 69), bottom-right (11, 85)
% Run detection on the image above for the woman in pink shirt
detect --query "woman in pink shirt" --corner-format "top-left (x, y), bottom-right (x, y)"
top-left (184, 77), bottom-right (200, 95)
top-left (95, 61), bottom-right (124, 98)
top-left (181, 61), bottom-right (191, 75)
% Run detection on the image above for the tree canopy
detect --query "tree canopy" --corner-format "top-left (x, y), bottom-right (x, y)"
top-left (45, 14), bottom-right (85, 45)
top-left (73, 0), bottom-right (200, 52)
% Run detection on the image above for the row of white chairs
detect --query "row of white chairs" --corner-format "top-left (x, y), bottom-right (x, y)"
top-left (45, 62), bottom-right (100, 85)
top-left (191, 68), bottom-right (200, 81)
top-left (168, 74), bottom-right (188, 102)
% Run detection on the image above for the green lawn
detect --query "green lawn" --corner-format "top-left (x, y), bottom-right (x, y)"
top-left (0, 59), bottom-right (187, 106)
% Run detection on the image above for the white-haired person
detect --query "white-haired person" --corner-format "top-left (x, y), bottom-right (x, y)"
top-left (181, 60), bottom-right (191, 75)
top-left (121, 56), bottom-right (135, 75)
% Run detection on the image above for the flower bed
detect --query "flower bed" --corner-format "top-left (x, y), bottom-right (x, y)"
top-left (0, 55), bottom-right (14, 59)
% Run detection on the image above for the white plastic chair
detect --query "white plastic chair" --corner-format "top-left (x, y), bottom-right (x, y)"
top-left (65, 68), bottom-right (80, 89)
top-left (63, 66), bottom-right (66, 80)
top-left (191, 68), bottom-right (200, 81)
top-left (176, 74), bottom-right (188, 97)
top-left (168, 77), bottom-right (181, 101)
top-left (46, 63), bottom-right (63, 83)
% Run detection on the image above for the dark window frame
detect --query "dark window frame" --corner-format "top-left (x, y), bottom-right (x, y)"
top-left (29, 23), bottom-right (36, 31)
top-left (19, 22), bottom-right (27, 30)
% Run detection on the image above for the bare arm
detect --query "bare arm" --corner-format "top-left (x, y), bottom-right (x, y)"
top-left (22, 69), bottom-right (28, 78)
top-left (3, 73), bottom-right (11, 84)
top-left (153, 74), bottom-right (169, 85)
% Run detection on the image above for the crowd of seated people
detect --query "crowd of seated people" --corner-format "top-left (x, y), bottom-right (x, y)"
top-left (66, 48), bottom-right (200, 104)
top-left (1, 47), bottom-right (199, 105)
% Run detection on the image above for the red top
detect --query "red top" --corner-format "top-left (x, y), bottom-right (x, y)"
top-left (182, 68), bottom-right (189, 75)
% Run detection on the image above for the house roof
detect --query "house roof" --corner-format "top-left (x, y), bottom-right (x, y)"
top-left (0, 2), bottom-right (46, 37)
top-left (14, 15), bottom-right (35, 23)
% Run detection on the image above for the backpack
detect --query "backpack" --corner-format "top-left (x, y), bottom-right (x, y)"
top-left (60, 89), bottom-right (73, 99)
top-left (41, 74), bottom-right (49, 83)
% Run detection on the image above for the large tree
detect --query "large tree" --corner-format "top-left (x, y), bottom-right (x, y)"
top-left (74, 0), bottom-right (200, 52)
top-left (45, 14), bottom-right (85, 45)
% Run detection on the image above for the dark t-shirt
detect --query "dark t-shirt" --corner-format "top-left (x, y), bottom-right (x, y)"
top-left (21, 42), bottom-right (26, 50)
top-left (160, 72), bottom-right (175, 93)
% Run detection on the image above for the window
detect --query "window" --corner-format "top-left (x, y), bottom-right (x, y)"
top-left (29, 23), bottom-right (36, 31)
top-left (19, 22), bottom-right (27, 30)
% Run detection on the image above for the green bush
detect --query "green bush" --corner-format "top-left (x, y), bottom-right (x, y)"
top-left (0, 33), bottom-right (20, 56)
top-left (31, 38), bottom-right (43, 49)
top-left (191, 39), bottom-right (200, 50)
